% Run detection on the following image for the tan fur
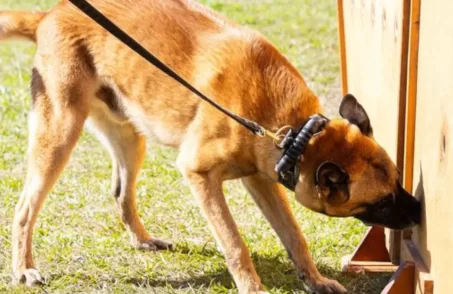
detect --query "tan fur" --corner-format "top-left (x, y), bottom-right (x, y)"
top-left (1, 1), bottom-right (410, 293)
top-left (0, 11), bottom-right (46, 41)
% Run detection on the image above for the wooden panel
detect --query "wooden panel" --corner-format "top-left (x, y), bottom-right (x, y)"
top-left (342, 0), bottom-right (408, 263)
top-left (411, 0), bottom-right (453, 293)
top-left (343, 0), bottom-right (404, 161)
top-left (337, 0), bottom-right (348, 95)
top-left (404, 0), bottom-right (421, 194)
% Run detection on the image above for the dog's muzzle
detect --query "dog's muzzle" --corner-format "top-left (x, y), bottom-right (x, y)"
top-left (354, 183), bottom-right (421, 230)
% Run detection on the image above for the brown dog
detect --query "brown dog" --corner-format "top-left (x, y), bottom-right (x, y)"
top-left (0, 1), bottom-right (420, 293)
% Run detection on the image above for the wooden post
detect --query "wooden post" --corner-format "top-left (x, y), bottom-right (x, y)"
top-left (337, 0), bottom-right (410, 273)
top-left (388, 0), bottom-right (412, 265)
top-left (403, 0), bottom-right (421, 194)
top-left (337, 0), bottom-right (348, 95)
top-left (382, 0), bottom-right (424, 292)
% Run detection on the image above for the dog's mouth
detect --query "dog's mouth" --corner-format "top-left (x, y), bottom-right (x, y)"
top-left (355, 217), bottom-right (417, 230)
top-left (355, 217), bottom-right (416, 230)
top-left (354, 186), bottom-right (421, 230)
top-left (359, 220), bottom-right (373, 226)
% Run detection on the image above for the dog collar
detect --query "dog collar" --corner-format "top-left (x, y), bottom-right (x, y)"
top-left (275, 114), bottom-right (329, 191)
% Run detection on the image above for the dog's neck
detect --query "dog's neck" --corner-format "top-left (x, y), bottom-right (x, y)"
top-left (246, 37), bottom-right (325, 181)
top-left (242, 37), bottom-right (324, 130)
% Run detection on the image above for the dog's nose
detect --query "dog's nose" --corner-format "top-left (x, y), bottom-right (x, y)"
top-left (410, 198), bottom-right (421, 225)
top-left (397, 183), bottom-right (421, 225)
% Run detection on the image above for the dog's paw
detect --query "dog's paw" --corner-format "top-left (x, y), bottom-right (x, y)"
top-left (303, 276), bottom-right (346, 294)
top-left (13, 268), bottom-right (44, 287)
top-left (135, 238), bottom-right (173, 251)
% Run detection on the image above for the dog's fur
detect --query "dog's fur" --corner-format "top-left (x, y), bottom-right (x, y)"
top-left (0, 1), bottom-right (420, 293)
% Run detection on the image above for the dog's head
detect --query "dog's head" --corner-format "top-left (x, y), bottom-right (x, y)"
top-left (294, 94), bottom-right (421, 230)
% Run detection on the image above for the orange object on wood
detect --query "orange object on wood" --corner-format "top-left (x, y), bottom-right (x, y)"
top-left (341, 226), bottom-right (397, 273)
top-left (336, 0), bottom-right (348, 95)
top-left (381, 262), bottom-right (415, 294)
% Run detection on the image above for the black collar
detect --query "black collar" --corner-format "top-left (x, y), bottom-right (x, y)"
top-left (275, 114), bottom-right (329, 191)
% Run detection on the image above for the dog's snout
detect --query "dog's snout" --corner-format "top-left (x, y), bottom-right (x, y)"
top-left (411, 200), bottom-right (422, 224)
top-left (396, 183), bottom-right (421, 225)
top-left (354, 184), bottom-right (422, 230)
top-left (402, 196), bottom-right (421, 225)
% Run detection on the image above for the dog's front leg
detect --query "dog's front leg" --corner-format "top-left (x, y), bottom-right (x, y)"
top-left (178, 162), bottom-right (266, 293)
top-left (242, 174), bottom-right (346, 294)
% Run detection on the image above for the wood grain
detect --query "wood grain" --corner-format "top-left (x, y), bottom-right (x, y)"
top-left (410, 0), bottom-right (453, 293)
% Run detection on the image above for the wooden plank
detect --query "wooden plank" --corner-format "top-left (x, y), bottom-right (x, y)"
top-left (381, 262), bottom-right (415, 294)
top-left (342, 0), bottom-right (404, 162)
top-left (344, 226), bottom-right (390, 262)
top-left (399, 0), bottom-right (421, 276)
top-left (410, 0), bottom-right (453, 293)
top-left (397, 0), bottom-right (411, 175)
top-left (393, 0), bottom-right (412, 264)
top-left (342, 260), bottom-right (398, 273)
top-left (341, 226), bottom-right (398, 274)
top-left (342, 0), bottom-right (407, 264)
top-left (404, 0), bottom-right (421, 195)
top-left (337, 0), bottom-right (348, 95)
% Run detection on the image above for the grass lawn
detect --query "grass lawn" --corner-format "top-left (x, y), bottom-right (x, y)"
top-left (0, 0), bottom-right (391, 293)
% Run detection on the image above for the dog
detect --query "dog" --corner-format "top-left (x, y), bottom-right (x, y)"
top-left (0, 1), bottom-right (420, 293)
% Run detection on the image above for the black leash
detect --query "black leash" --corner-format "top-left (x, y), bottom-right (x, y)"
top-left (69, 0), bottom-right (270, 137)
top-left (68, 0), bottom-right (329, 191)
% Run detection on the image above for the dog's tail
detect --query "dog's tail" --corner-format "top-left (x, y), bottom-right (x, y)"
top-left (0, 11), bottom-right (46, 42)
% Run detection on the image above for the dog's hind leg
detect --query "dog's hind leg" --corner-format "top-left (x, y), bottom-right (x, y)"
top-left (12, 61), bottom-right (91, 286)
top-left (242, 174), bottom-right (347, 294)
top-left (85, 97), bottom-right (171, 251)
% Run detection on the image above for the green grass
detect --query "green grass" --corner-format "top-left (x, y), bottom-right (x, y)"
top-left (0, 0), bottom-right (390, 293)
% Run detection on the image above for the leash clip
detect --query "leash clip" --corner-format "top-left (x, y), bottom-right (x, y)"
top-left (256, 127), bottom-right (266, 137)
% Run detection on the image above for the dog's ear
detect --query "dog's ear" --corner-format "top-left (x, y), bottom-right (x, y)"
top-left (339, 94), bottom-right (373, 136)
top-left (315, 161), bottom-right (350, 204)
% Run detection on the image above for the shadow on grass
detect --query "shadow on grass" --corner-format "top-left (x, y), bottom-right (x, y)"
top-left (28, 242), bottom-right (390, 293)
top-left (5, 243), bottom-right (391, 293)
top-left (118, 246), bottom-right (391, 293)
